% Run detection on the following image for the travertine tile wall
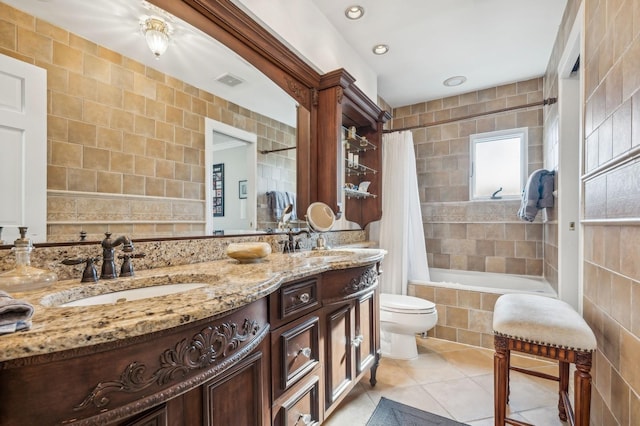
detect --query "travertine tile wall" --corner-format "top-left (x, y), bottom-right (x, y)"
top-left (407, 284), bottom-right (500, 349)
top-left (547, 0), bottom-right (640, 423)
top-left (0, 3), bottom-right (295, 241)
top-left (390, 79), bottom-right (546, 276)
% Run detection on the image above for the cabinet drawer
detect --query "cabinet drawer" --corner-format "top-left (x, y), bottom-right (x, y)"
top-left (273, 374), bottom-right (321, 426)
top-left (271, 315), bottom-right (321, 398)
top-left (271, 277), bottom-right (320, 325)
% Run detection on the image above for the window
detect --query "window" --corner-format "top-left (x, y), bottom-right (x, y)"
top-left (470, 128), bottom-right (527, 200)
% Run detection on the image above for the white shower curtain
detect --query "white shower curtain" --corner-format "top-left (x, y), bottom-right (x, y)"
top-left (370, 131), bottom-right (430, 295)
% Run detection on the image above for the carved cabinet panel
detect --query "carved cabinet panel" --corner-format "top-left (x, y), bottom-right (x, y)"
top-left (0, 299), bottom-right (269, 426)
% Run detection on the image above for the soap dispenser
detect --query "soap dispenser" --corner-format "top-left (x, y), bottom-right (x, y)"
top-left (0, 227), bottom-right (57, 293)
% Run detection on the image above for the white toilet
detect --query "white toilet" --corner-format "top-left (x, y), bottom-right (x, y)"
top-left (379, 293), bottom-right (438, 360)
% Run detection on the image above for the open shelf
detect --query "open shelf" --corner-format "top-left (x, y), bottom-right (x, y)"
top-left (343, 188), bottom-right (376, 199)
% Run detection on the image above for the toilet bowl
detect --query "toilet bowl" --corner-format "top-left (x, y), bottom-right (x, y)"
top-left (380, 293), bottom-right (438, 360)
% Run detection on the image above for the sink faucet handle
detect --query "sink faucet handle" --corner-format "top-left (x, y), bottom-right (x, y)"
top-left (62, 257), bottom-right (100, 283)
top-left (118, 252), bottom-right (145, 277)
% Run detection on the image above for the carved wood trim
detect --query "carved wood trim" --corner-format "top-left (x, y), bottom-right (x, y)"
top-left (285, 76), bottom-right (309, 106)
top-left (74, 319), bottom-right (262, 412)
top-left (336, 86), bottom-right (344, 104)
top-left (343, 267), bottom-right (378, 295)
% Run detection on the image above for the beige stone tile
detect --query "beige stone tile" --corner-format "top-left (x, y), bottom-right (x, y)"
top-left (96, 81), bottom-right (123, 108)
top-left (67, 168), bottom-right (96, 192)
top-left (68, 72), bottom-right (97, 101)
top-left (97, 171), bottom-right (122, 193)
top-left (446, 306), bottom-right (469, 328)
top-left (134, 73), bottom-right (156, 99)
top-left (323, 382), bottom-right (375, 426)
top-left (485, 257), bottom-right (506, 273)
top-left (51, 141), bottom-right (82, 167)
top-left (83, 146), bottom-right (109, 171)
top-left (17, 27), bottom-right (53, 62)
top-left (123, 174), bottom-right (145, 195)
top-left (135, 115), bottom-right (155, 137)
top-left (68, 120), bottom-right (96, 145)
top-left (52, 92), bottom-right (83, 120)
top-left (110, 151), bottom-right (134, 174)
top-left (84, 53), bottom-right (110, 83)
top-left (98, 47), bottom-right (122, 65)
top-left (111, 64), bottom-right (134, 91)
top-left (438, 348), bottom-right (493, 378)
top-left (96, 127), bottom-right (123, 152)
top-left (82, 99), bottom-right (111, 127)
top-left (69, 33), bottom-right (96, 55)
top-left (424, 376), bottom-right (493, 422)
top-left (47, 165), bottom-right (67, 190)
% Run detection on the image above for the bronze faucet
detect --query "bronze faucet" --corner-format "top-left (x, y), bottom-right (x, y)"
top-left (100, 232), bottom-right (131, 279)
top-left (281, 229), bottom-right (310, 253)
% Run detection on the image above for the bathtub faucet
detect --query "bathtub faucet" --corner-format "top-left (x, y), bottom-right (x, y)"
top-left (100, 232), bottom-right (131, 279)
top-left (491, 187), bottom-right (503, 199)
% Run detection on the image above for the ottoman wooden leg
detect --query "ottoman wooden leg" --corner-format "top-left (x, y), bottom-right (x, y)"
top-left (558, 361), bottom-right (569, 421)
top-left (574, 353), bottom-right (593, 426)
top-left (494, 336), bottom-right (508, 425)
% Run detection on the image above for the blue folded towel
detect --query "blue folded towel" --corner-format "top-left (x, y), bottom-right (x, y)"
top-left (0, 290), bottom-right (34, 334)
top-left (267, 191), bottom-right (297, 221)
top-left (517, 169), bottom-right (555, 222)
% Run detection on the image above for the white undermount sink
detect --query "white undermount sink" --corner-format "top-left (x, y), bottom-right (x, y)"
top-left (59, 283), bottom-right (208, 307)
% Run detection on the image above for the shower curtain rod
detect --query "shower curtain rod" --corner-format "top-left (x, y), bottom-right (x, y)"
top-left (383, 97), bottom-right (557, 133)
top-left (259, 146), bottom-right (296, 155)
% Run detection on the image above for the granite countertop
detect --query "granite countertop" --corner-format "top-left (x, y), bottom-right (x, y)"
top-left (0, 248), bottom-right (385, 363)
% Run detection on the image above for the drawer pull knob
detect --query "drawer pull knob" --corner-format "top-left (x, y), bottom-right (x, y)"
top-left (297, 413), bottom-right (313, 425)
top-left (351, 335), bottom-right (364, 347)
top-left (298, 293), bottom-right (310, 303)
top-left (298, 347), bottom-right (312, 358)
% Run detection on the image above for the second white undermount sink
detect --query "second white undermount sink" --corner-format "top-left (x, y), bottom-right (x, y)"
top-left (59, 283), bottom-right (208, 307)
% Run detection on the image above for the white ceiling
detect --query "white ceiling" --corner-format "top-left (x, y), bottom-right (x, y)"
top-left (310, 0), bottom-right (568, 107)
top-left (5, 0), bottom-right (567, 118)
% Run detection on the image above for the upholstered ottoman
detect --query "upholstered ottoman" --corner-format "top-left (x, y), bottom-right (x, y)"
top-left (492, 294), bottom-right (596, 426)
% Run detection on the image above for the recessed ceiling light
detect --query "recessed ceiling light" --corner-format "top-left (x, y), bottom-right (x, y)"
top-left (443, 76), bottom-right (467, 87)
top-left (345, 5), bottom-right (365, 20)
top-left (372, 44), bottom-right (389, 55)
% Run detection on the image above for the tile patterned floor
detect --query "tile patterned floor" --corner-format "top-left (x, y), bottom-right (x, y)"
top-left (324, 337), bottom-right (570, 425)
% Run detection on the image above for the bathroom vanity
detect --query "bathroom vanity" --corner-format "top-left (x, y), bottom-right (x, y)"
top-left (0, 248), bottom-right (384, 425)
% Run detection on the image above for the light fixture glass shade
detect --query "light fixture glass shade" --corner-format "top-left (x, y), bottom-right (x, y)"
top-left (141, 17), bottom-right (171, 59)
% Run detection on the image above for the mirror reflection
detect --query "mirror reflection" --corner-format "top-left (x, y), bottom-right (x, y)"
top-left (0, 0), bottom-right (298, 243)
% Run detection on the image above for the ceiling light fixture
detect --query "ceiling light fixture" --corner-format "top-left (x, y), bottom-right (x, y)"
top-left (443, 76), bottom-right (467, 87)
top-left (372, 44), bottom-right (389, 55)
top-left (345, 5), bottom-right (365, 20)
top-left (140, 16), bottom-right (172, 59)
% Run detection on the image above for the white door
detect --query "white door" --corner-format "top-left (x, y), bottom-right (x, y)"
top-left (0, 54), bottom-right (47, 243)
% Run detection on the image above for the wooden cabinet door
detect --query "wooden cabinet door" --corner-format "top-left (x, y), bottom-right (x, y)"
top-left (354, 291), bottom-right (377, 376)
top-left (324, 303), bottom-right (355, 411)
top-left (202, 347), bottom-right (269, 426)
top-left (272, 374), bottom-right (322, 426)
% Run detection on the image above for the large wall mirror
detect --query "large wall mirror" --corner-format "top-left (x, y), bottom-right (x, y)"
top-left (0, 0), bottom-right (316, 244)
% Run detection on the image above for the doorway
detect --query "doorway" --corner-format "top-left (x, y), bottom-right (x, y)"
top-left (555, 4), bottom-right (583, 311)
top-left (204, 118), bottom-right (257, 234)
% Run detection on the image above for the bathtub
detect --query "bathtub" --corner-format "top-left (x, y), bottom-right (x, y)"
top-left (411, 267), bottom-right (556, 297)
top-left (408, 268), bottom-right (556, 347)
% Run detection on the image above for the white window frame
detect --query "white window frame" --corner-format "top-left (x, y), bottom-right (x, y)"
top-left (469, 127), bottom-right (528, 201)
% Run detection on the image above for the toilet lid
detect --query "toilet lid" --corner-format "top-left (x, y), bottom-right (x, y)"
top-left (380, 293), bottom-right (436, 314)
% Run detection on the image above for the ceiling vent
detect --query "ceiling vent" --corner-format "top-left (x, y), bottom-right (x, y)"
top-left (216, 73), bottom-right (244, 87)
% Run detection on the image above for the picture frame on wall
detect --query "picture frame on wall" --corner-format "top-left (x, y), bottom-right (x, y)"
top-left (212, 163), bottom-right (224, 217)
top-left (239, 180), bottom-right (247, 199)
